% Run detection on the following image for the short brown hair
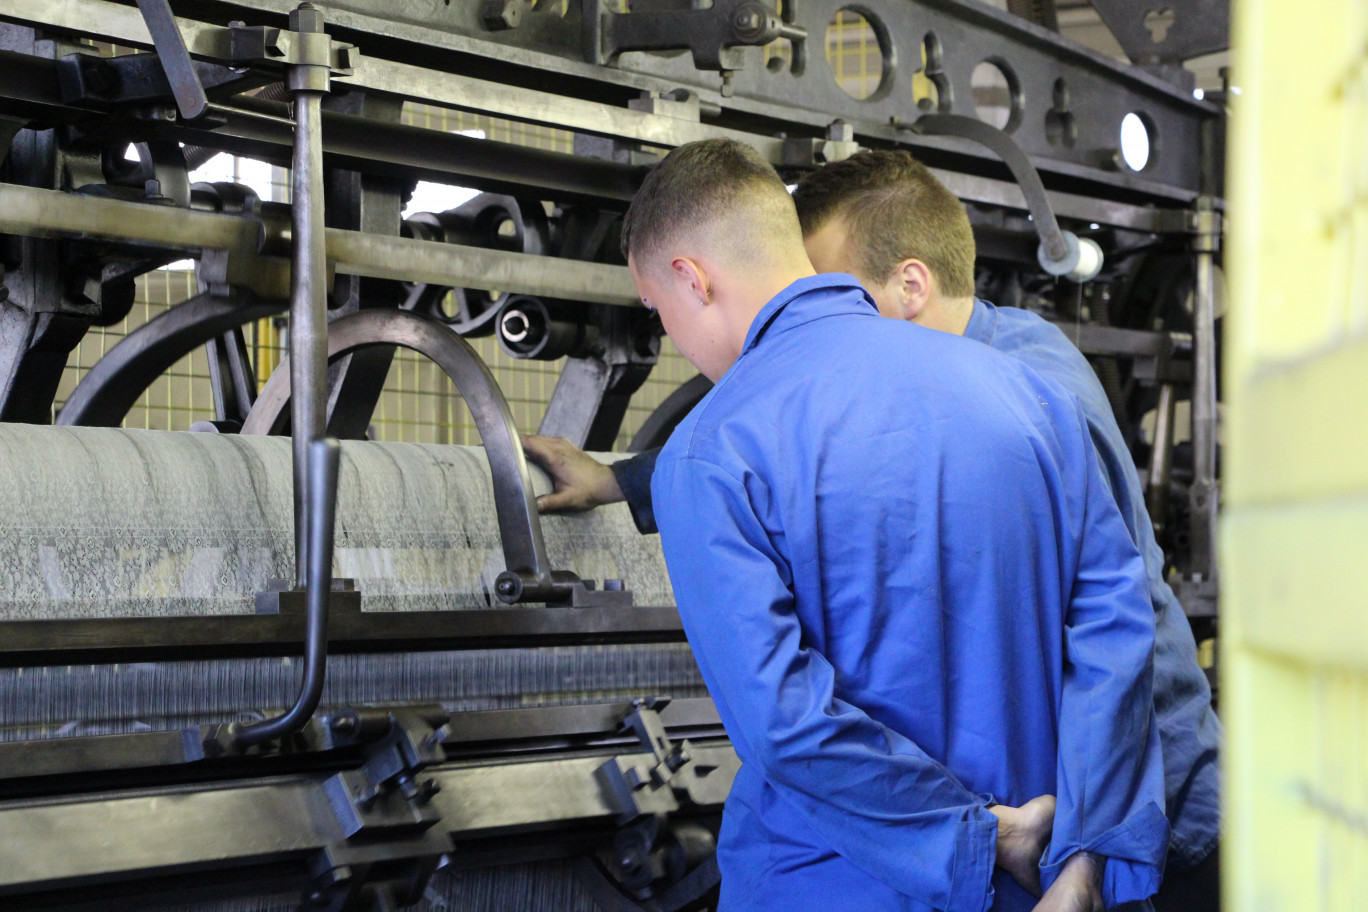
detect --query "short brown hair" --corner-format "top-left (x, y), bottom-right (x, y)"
top-left (793, 150), bottom-right (976, 298)
top-left (621, 139), bottom-right (799, 271)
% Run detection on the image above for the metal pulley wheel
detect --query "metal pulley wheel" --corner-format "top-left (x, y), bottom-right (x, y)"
top-left (402, 194), bottom-right (552, 336)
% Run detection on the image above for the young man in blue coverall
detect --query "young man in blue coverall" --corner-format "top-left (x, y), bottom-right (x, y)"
top-left (585, 137), bottom-right (1168, 912)
top-left (524, 150), bottom-right (1220, 912)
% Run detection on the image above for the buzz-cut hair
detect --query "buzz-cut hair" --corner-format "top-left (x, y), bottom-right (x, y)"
top-left (792, 150), bottom-right (976, 299)
top-left (620, 139), bottom-right (800, 271)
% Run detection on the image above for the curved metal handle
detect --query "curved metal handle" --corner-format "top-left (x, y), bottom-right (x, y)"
top-left (240, 308), bottom-right (577, 604)
top-left (911, 114), bottom-right (1102, 281)
top-left (230, 436), bottom-right (340, 751)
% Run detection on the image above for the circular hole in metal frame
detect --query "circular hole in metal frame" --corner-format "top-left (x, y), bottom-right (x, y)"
top-left (824, 7), bottom-right (895, 102)
top-left (1119, 111), bottom-right (1158, 172)
top-left (970, 58), bottom-right (1023, 132)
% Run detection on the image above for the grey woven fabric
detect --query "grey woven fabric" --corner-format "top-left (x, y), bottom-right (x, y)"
top-left (0, 425), bottom-right (673, 617)
top-left (0, 644), bottom-right (707, 740)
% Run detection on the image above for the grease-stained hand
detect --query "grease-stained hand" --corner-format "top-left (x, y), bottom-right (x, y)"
top-left (990, 794), bottom-right (1057, 897)
top-left (521, 435), bottom-right (625, 513)
top-left (1031, 851), bottom-right (1104, 912)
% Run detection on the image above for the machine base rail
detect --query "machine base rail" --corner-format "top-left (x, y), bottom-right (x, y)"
top-left (0, 599), bottom-right (686, 668)
top-left (0, 701), bottom-right (738, 912)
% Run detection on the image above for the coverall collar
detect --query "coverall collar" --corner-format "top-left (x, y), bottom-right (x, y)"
top-left (962, 298), bottom-right (998, 346)
top-left (740, 273), bottom-right (876, 356)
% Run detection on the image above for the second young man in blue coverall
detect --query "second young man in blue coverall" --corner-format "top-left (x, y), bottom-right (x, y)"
top-left (524, 150), bottom-right (1220, 912)
top-left (595, 138), bottom-right (1167, 911)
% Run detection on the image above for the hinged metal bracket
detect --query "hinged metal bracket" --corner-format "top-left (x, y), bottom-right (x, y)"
top-left (596, 697), bottom-right (731, 823)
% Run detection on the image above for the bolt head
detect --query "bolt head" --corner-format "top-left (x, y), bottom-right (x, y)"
top-left (735, 10), bottom-right (761, 29)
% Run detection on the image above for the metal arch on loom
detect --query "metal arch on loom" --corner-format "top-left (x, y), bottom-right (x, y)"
top-left (241, 307), bottom-right (578, 605)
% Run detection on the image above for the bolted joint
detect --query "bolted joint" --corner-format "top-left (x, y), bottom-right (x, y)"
top-left (732, 6), bottom-right (765, 37)
top-left (730, 1), bottom-right (778, 41)
top-left (481, 0), bottom-right (528, 31)
top-left (494, 571), bottom-right (523, 602)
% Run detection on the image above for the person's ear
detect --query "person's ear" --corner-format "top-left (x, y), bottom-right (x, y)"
top-left (671, 257), bottom-right (712, 306)
top-left (894, 258), bottom-right (934, 321)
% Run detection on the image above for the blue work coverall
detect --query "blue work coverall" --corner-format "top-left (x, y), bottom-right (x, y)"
top-left (961, 300), bottom-right (1221, 870)
top-left (650, 275), bottom-right (1168, 912)
top-left (613, 300), bottom-right (1220, 875)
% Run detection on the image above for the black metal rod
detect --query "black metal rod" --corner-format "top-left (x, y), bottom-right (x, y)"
top-left (289, 87), bottom-right (328, 588)
top-left (232, 437), bottom-right (340, 751)
top-left (912, 113), bottom-right (1069, 261)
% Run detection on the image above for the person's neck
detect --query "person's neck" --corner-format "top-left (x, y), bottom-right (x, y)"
top-left (724, 261), bottom-right (818, 346)
top-left (923, 294), bottom-right (976, 336)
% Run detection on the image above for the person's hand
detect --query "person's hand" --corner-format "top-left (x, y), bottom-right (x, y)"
top-left (989, 794), bottom-right (1056, 897)
top-left (521, 435), bottom-right (626, 513)
top-left (1031, 851), bottom-right (1104, 912)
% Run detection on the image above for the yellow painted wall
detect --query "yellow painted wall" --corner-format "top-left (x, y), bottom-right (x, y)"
top-left (1223, 0), bottom-right (1368, 907)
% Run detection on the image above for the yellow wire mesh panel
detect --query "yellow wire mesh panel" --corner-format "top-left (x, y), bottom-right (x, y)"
top-left (1223, 0), bottom-right (1368, 906)
top-left (825, 9), bottom-right (883, 101)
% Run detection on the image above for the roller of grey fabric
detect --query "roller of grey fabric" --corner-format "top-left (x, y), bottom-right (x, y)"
top-left (0, 425), bottom-right (675, 618)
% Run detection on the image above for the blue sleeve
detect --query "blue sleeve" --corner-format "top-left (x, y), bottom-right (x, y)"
top-left (654, 454), bottom-right (999, 911)
top-left (1042, 426), bottom-right (1170, 906)
top-left (609, 448), bottom-right (660, 534)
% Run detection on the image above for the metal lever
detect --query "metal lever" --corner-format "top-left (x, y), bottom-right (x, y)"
top-left (134, 0), bottom-right (209, 120)
top-left (230, 3), bottom-right (339, 752)
top-left (285, 1), bottom-right (333, 588)
top-left (231, 437), bottom-right (341, 751)
top-left (911, 114), bottom-right (1103, 282)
